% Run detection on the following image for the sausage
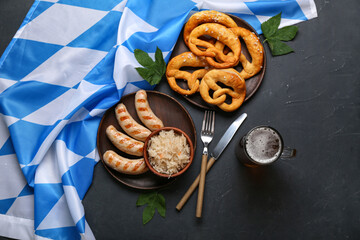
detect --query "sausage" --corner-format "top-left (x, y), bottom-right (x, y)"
top-left (103, 150), bottom-right (148, 175)
top-left (135, 90), bottom-right (164, 131)
top-left (115, 103), bottom-right (151, 142)
top-left (106, 125), bottom-right (144, 156)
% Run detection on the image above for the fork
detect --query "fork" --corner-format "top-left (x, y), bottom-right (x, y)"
top-left (196, 110), bottom-right (215, 218)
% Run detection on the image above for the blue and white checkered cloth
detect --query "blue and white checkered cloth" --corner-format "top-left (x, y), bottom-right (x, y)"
top-left (0, 0), bottom-right (317, 239)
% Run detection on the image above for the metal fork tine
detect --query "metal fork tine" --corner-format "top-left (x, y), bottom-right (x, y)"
top-left (211, 111), bottom-right (215, 133)
top-left (206, 111), bottom-right (211, 132)
top-left (202, 110), bottom-right (207, 131)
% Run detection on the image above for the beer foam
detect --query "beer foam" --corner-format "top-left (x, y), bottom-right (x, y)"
top-left (245, 127), bottom-right (282, 163)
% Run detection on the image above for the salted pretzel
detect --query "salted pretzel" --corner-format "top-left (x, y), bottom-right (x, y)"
top-left (166, 52), bottom-right (211, 95)
top-left (199, 69), bottom-right (246, 112)
top-left (188, 23), bottom-right (241, 68)
top-left (214, 27), bottom-right (264, 79)
top-left (183, 10), bottom-right (238, 47)
top-left (230, 27), bottom-right (264, 79)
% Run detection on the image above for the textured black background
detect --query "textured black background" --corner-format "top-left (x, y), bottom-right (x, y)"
top-left (0, 0), bottom-right (359, 239)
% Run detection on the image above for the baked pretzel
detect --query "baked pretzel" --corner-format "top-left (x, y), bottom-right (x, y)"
top-left (199, 69), bottom-right (246, 112)
top-left (166, 52), bottom-right (210, 95)
top-left (230, 27), bottom-right (264, 79)
top-left (183, 10), bottom-right (238, 47)
top-left (188, 23), bottom-right (241, 68)
top-left (214, 27), bottom-right (264, 79)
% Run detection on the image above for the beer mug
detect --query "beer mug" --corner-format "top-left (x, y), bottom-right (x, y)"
top-left (236, 126), bottom-right (296, 167)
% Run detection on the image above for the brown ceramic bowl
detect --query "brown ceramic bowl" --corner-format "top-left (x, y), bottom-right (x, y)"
top-left (143, 127), bottom-right (194, 178)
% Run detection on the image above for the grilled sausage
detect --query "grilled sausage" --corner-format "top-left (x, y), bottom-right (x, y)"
top-left (106, 125), bottom-right (144, 156)
top-left (135, 90), bottom-right (164, 131)
top-left (103, 150), bottom-right (148, 175)
top-left (115, 103), bottom-right (151, 142)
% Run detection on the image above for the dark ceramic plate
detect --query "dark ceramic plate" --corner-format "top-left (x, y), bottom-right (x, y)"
top-left (170, 14), bottom-right (267, 110)
top-left (97, 91), bottom-right (196, 190)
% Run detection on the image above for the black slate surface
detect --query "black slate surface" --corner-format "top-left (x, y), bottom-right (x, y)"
top-left (0, 0), bottom-right (359, 239)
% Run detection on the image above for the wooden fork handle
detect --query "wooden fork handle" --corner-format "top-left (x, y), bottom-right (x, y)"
top-left (176, 157), bottom-right (216, 212)
top-left (196, 154), bottom-right (208, 218)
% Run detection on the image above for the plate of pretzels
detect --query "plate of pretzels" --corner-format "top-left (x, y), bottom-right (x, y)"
top-left (166, 10), bottom-right (266, 112)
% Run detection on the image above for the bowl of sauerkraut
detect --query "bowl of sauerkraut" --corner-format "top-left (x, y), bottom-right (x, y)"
top-left (144, 127), bottom-right (194, 178)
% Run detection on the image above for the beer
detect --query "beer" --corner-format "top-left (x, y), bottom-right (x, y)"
top-left (236, 126), bottom-right (289, 166)
top-left (245, 127), bottom-right (282, 164)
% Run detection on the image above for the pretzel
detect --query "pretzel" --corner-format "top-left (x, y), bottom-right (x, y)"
top-left (214, 27), bottom-right (264, 79)
top-left (199, 69), bottom-right (246, 112)
top-left (188, 23), bottom-right (241, 68)
top-left (231, 27), bottom-right (264, 79)
top-left (183, 10), bottom-right (238, 47)
top-left (166, 52), bottom-right (211, 95)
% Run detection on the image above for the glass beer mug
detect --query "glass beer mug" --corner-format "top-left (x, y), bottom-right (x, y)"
top-left (236, 126), bottom-right (296, 167)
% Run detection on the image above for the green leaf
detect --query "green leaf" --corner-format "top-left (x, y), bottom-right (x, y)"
top-left (261, 12), bottom-right (282, 39)
top-left (134, 49), bottom-right (154, 68)
top-left (136, 192), bottom-right (156, 206)
top-left (134, 47), bottom-right (166, 85)
top-left (143, 205), bottom-right (155, 225)
top-left (154, 194), bottom-right (166, 218)
top-left (137, 191), bottom-right (166, 224)
top-left (135, 67), bottom-right (153, 80)
top-left (261, 12), bottom-right (298, 56)
top-left (147, 74), bottom-right (162, 86)
top-left (267, 39), bottom-right (294, 56)
top-left (272, 26), bottom-right (298, 41)
top-left (155, 47), bottom-right (166, 75)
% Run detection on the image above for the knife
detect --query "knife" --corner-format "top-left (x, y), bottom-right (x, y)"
top-left (176, 113), bottom-right (247, 211)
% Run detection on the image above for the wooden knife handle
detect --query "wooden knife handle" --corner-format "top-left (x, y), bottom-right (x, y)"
top-left (176, 157), bottom-right (216, 211)
top-left (196, 154), bottom-right (208, 218)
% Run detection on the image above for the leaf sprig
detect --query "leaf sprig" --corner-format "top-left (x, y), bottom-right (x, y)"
top-left (261, 12), bottom-right (298, 56)
top-left (136, 191), bottom-right (166, 224)
top-left (134, 47), bottom-right (166, 85)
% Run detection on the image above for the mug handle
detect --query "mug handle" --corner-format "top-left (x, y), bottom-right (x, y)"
top-left (281, 147), bottom-right (296, 158)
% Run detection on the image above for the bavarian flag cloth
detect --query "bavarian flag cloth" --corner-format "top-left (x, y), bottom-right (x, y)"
top-left (0, 0), bottom-right (317, 239)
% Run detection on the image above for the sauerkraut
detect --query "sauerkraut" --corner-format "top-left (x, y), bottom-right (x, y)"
top-left (147, 130), bottom-right (190, 175)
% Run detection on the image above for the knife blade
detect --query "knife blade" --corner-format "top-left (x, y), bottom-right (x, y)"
top-left (176, 113), bottom-right (247, 211)
top-left (211, 113), bottom-right (247, 160)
